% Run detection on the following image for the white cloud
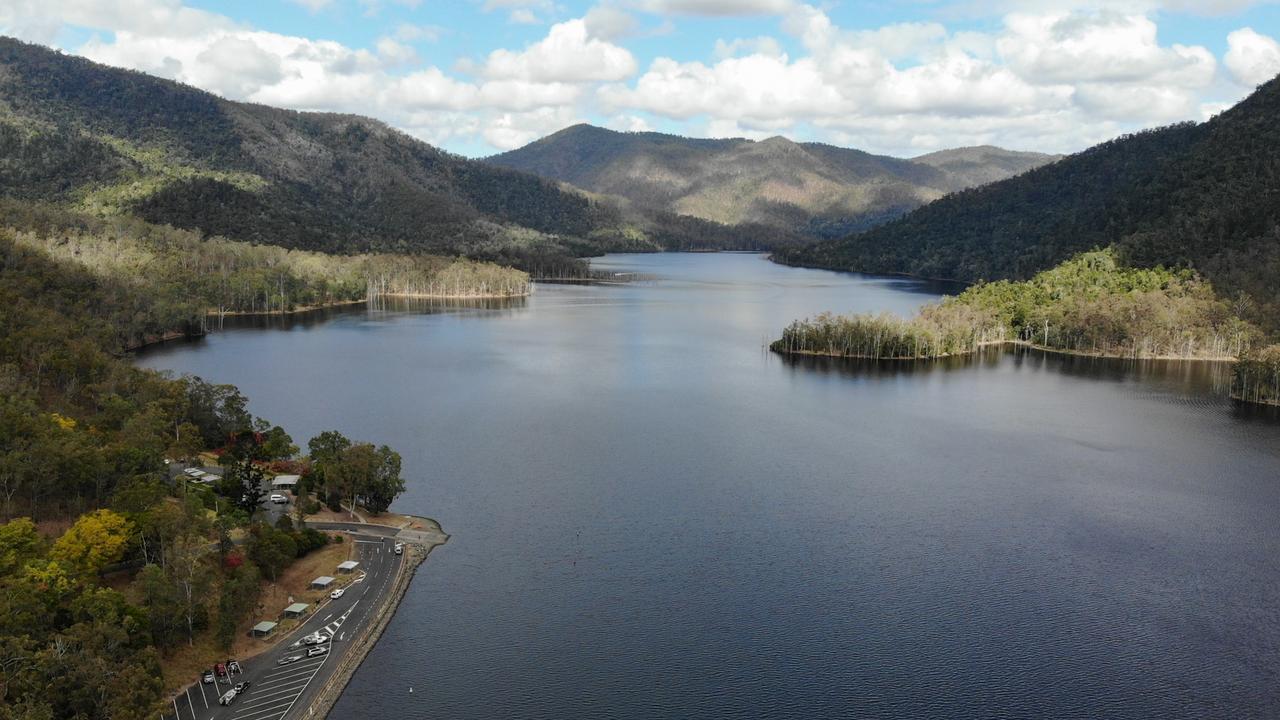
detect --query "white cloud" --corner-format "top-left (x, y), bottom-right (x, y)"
top-left (713, 36), bottom-right (785, 59)
top-left (481, 19), bottom-right (638, 82)
top-left (0, 0), bottom-right (1270, 157)
top-left (1224, 27), bottom-right (1280, 86)
top-left (584, 5), bottom-right (639, 40)
top-left (290, 0), bottom-right (335, 12)
top-left (394, 23), bottom-right (445, 42)
top-left (639, 0), bottom-right (794, 15)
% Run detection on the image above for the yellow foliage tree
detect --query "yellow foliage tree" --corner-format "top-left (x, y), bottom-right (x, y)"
top-left (50, 509), bottom-right (133, 577)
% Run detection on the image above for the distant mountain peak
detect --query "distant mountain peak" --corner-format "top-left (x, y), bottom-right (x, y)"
top-left (487, 123), bottom-right (1056, 237)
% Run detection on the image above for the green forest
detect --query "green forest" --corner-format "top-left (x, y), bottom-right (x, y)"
top-left (0, 225), bottom-right (421, 717)
top-left (0, 36), bottom-right (807, 275)
top-left (774, 75), bottom-right (1280, 337)
top-left (772, 251), bottom-right (1259, 361)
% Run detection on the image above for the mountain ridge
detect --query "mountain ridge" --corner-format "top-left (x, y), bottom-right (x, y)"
top-left (486, 123), bottom-right (1058, 238)
top-left (775, 73), bottom-right (1280, 333)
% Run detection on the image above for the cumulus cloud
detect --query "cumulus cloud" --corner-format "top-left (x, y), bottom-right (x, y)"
top-left (1224, 27), bottom-right (1280, 86)
top-left (639, 0), bottom-right (793, 15)
top-left (1, 0), bottom-right (1270, 156)
top-left (584, 5), bottom-right (639, 40)
top-left (480, 19), bottom-right (637, 82)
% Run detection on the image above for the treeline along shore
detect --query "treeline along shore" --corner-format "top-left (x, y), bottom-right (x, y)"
top-left (770, 250), bottom-right (1280, 406)
top-left (4, 200), bottom-right (530, 331)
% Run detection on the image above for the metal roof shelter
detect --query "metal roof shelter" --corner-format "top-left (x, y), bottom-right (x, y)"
top-left (310, 576), bottom-right (335, 589)
top-left (252, 621), bottom-right (277, 637)
top-left (271, 474), bottom-right (301, 488)
top-left (337, 560), bottom-right (360, 573)
top-left (283, 603), bottom-right (309, 618)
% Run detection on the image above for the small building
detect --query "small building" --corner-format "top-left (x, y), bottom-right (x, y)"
top-left (252, 621), bottom-right (278, 638)
top-left (310, 576), bottom-right (335, 590)
top-left (337, 560), bottom-right (360, 574)
top-left (272, 475), bottom-right (301, 489)
top-left (283, 603), bottom-right (309, 619)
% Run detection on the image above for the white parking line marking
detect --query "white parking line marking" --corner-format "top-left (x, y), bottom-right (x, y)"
top-left (235, 681), bottom-right (313, 707)
top-left (261, 660), bottom-right (324, 681)
top-left (185, 688), bottom-right (197, 720)
top-left (234, 687), bottom-right (310, 712)
top-left (230, 698), bottom-right (295, 720)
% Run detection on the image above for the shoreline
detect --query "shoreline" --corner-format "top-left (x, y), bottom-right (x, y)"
top-left (127, 291), bottom-right (531, 353)
top-left (208, 290), bottom-right (531, 318)
top-left (300, 516), bottom-right (448, 719)
top-left (772, 339), bottom-right (1240, 363)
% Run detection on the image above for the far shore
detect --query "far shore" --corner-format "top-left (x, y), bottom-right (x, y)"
top-left (207, 290), bottom-right (531, 318)
top-left (772, 339), bottom-right (1240, 363)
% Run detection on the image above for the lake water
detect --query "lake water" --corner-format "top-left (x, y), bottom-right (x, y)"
top-left (137, 253), bottom-right (1280, 719)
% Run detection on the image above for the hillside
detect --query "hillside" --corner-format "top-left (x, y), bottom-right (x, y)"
top-left (486, 124), bottom-right (1056, 238)
top-left (775, 74), bottom-right (1280, 333)
top-left (0, 37), bottom-right (808, 272)
top-left (0, 36), bottom-right (631, 270)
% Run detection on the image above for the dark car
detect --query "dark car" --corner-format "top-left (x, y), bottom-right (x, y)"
top-left (234, 681), bottom-right (250, 694)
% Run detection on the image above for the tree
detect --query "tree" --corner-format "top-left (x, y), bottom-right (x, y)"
top-left (218, 430), bottom-right (270, 515)
top-left (247, 525), bottom-right (295, 582)
top-left (362, 445), bottom-right (405, 515)
top-left (49, 509), bottom-right (132, 577)
top-left (0, 518), bottom-right (42, 575)
top-left (260, 425), bottom-right (297, 461)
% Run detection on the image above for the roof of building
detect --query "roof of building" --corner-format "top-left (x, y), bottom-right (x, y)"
top-left (284, 603), bottom-right (309, 614)
top-left (337, 560), bottom-right (360, 570)
top-left (311, 575), bottom-right (335, 585)
top-left (252, 621), bottom-right (278, 633)
top-left (271, 474), bottom-right (301, 486)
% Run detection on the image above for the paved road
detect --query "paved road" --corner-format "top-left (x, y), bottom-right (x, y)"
top-left (162, 530), bottom-right (404, 720)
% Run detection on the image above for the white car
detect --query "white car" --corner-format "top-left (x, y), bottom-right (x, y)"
top-left (270, 493), bottom-right (288, 504)
top-left (330, 587), bottom-right (345, 599)
top-left (393, 542), bottom-right (404, 555)
top-left (307, 646), bottom-right (329, 657)
top-left (219, 689), bottom-right (237, 706)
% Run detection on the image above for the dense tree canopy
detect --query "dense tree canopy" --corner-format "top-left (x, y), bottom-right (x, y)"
top-left (777, 74), bottom-right (1280, 335)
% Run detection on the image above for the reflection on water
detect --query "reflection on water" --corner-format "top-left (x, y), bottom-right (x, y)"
top-left (137, 253), bottom-right (1280, 720)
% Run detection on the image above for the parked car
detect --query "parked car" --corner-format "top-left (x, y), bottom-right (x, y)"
top-left (234, 681), bottom-right (250, 694)
top-left (307, 646), bottom-right (329, 657)
top-left (330, 587), bottom-right (345, 599)
top-left (202, 671), bottom-right (215, 684)
top-left (215, 662), bottom-right (226, 677)
top-left (228, 660), bottom-right (242, 674)
top-left (277, 655), bottom-right (303, 666)
top-left (270, 493), bottom-right (288, 504)
top-left (219, 690), bottom-right (237, 706)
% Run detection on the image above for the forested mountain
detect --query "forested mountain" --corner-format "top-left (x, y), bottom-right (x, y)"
top-left (486, 124), bottom-right (1056, 238)
top-left (0, 37), bottom-right (806, 270)
top-left (776, 74), bottom-right (1280, 333)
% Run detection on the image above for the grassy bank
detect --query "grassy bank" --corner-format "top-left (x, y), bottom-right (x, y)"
top-left (772, 250), bottom-right (1259, 362)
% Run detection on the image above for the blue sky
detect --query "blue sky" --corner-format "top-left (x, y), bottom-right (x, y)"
top-left (4, 1), bottom-right (1279, 157)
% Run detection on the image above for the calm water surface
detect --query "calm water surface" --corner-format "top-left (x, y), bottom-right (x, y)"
top-left (137, 253), bottom-right (1280, 719)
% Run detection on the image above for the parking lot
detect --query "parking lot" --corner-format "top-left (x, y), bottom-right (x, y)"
top-left (161, 532), bottom-right (403, 720)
